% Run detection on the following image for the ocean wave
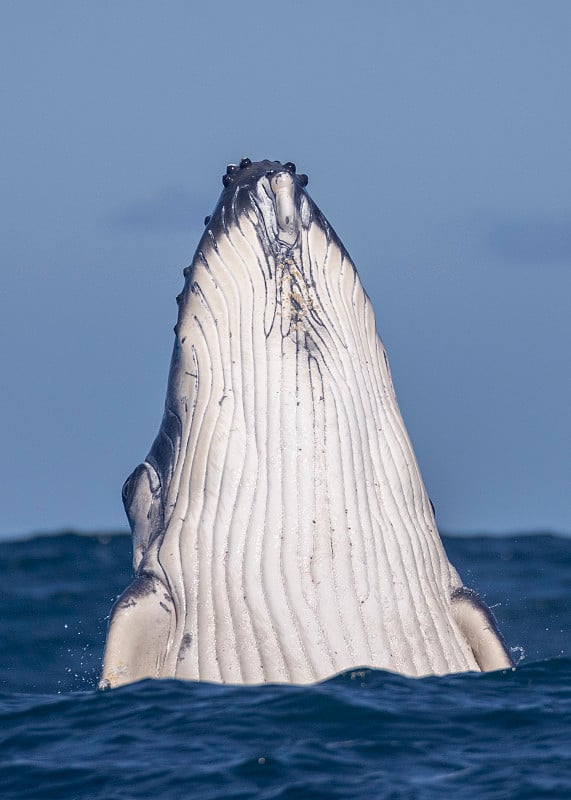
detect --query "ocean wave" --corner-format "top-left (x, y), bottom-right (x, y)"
top-left (1, 660), bottom-right (570, 800)
top-left (1, 532), bottom-right (569, 798)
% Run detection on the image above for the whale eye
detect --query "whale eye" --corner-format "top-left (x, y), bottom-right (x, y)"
top-left (298, 174), bottom-right (308, 187)
top-left (239, 157), bottom-right (252, 168)
top-left (284, 162), bottom-right (296, 174)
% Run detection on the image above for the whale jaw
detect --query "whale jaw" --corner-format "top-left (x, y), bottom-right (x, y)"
top-left (99, 160), bottom-right (512, 689)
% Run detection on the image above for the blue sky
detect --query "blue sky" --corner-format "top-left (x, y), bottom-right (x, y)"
top-left (1, 1), bottom-right (570, 538)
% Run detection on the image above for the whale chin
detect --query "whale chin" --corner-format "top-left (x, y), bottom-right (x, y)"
top-left (99, 159), bottom-right (512, 689)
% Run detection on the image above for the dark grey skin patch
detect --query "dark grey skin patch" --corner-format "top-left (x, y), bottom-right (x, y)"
top-left (115, 573), bottom-right (158, 609)
top-left (177, 633), bottom-right (193, 662)
top-left (115, 573), bottom-right (164, 605)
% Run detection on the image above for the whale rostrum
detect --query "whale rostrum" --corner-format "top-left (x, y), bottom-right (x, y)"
top-left (99, 159), bottom-right (512, 688)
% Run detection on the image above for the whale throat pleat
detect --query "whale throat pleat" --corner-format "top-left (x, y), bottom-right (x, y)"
top-left (99, 162), bottom-right (515, 690)
top-left (148, 214), bottom-right (478, 683)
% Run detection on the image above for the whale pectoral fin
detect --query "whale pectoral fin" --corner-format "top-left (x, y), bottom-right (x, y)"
top-left (98, 573), bottom-right (174, 689)
top-left (451, 587), bottom-right (514, 671)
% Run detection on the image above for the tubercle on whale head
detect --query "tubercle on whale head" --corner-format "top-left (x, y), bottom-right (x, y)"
top-left (221, 158), bottom-right (308, 189)
top-left (203, 159), bottom-right (311, 250)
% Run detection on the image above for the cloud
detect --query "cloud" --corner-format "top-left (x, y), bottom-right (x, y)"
top-left (486, 215), bottom-right (571, 265)
top-left (111, 186), bottom-right (212, 233)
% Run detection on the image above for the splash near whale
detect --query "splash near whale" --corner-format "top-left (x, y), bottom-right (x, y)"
top-left (99, 158), bottom-right (512, 688)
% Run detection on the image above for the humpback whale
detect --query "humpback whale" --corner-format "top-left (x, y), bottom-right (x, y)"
top-left (100, 158), bottom-right (512, 689)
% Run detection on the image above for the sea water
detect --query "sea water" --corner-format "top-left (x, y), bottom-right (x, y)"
top-left (1, 532), bottom-right (569, 799)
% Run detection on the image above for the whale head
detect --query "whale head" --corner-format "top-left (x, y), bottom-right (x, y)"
top-left (100, 158), bottom-right (513, 689)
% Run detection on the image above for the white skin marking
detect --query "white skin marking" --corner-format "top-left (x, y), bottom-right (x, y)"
top-left (270, 172), bottom-right (297, 245)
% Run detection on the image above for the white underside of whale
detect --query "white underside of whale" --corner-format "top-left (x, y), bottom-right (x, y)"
top-left (100, 167), bottom-right (512, 688)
